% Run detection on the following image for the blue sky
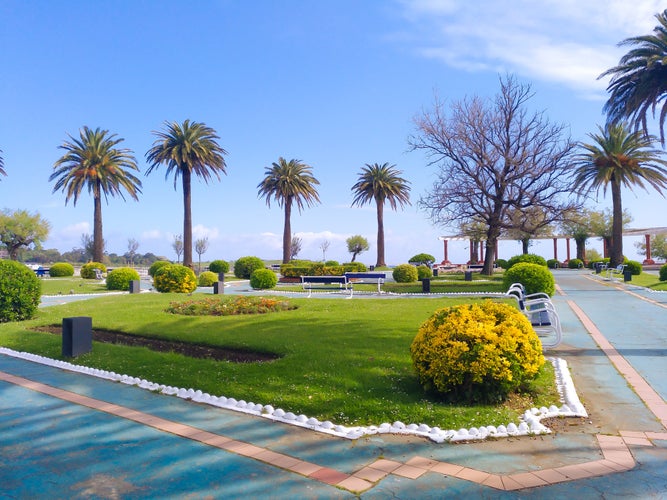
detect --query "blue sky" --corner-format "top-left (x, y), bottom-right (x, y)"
top-left (1, 0), bottom-right (665, 265)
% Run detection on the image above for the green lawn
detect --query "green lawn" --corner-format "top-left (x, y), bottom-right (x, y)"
top-left (39, 277), bottom-right (110, 295)
top-left (0, 293), bottom-right (557, 430)
top-left (626, 271), bottom-right (667, 291)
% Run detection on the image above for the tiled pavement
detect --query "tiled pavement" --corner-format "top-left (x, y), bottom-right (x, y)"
top-left (1, 270), bottom-right (667, 498)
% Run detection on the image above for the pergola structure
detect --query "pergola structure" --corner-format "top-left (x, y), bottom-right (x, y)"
top-left (438, 226), bottom-right (667, 265)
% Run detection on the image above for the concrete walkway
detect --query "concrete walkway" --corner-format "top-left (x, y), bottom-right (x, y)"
top-left (1, 270), bottom-right (667, 498)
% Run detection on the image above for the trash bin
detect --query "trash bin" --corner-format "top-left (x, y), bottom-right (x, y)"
top-left (62, 317), bottom-right (92, 357)
top-left (129, 280), bottom-right (140, 294)
top-left (369, 265), bottom-right (375, 271)
top-left (433, 268), bottom-right (439, 277)
top-left (595, 263), bottom-right (602, 274)
top-left (623, 270), bottom-right (632, 282)
top-left (464, 271), bottom-right (473, 281)
top-left (421, 278), bottom-right (431, 293)
top-left (213, 282), bottom-right (224, 294)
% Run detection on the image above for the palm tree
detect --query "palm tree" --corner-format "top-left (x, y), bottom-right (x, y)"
top-left (0, 149), bottom-right (6, 177)
top-left (257, 158), bottom-right (320, 264)
top-left (351, 163), bottom-right (411, 267)
top-left (601, 10), bottom-right (667, 143)
top-left (145, 120), bottom-right (227, 268)
top-left (573, 123), bottom-right (667, 266)
top-left (51, 127), bottom-right (142, 263)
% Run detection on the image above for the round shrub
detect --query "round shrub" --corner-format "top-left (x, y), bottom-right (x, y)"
top-left (659, 263), bottom-right (667, 281)
top-left (250, 268), bottom-right (278, 289)
top-left (343, 262), bottom-right (367, 272)
top-left (392, 264), bottom-right (418, 283)
top-left (233, 256), bottom-right (265, 279)
top-left (80, 262), bottom-right (107, 279)
top-left (198, 271), bottom-right (218, 286)
top-left (624, 260), bottom-right (642, 275)
top-left (568, 258), bottom-right (584, 269)
top-left (106, 267), bottom-right (140, 291)
top-left (208, 259), bottom-right (229, 274)
top-left (506, 253), bottom-right (547, 270)
top-left (417, 265), bottom-right (432, 280)
top-left (0, 260), bottom-right (41, 322)
top-left (149, 260), bottom-right (171, 277)
top-left (49, 262), bottom-right (74, 277)
top-left (409, 253), bottom-right (436, 266)
top-left (503, 262), bottom-right (555, 296)
top-left (410, 301), bottom-right (544, 403)
top-left (324, 260), bottom-right (340, 266)
top-left (153, 264), bottom-right (197, 293)
top-left (495, 259), bottom-right (508, 270)
top-left (547, 259), bottom-right (560, 269)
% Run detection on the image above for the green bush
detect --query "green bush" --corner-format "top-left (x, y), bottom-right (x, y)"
top-left (659, 263), bottom-right (667, 281)
top-left (250, 268), bottom-right (278, 289)
top-left (410, 301), bottom-right (544, 403)
top-left (392, 264), bottom-right (418, 283)
top-left (80, 262), bottom-right (107, 279)
top-left (568, 258), bottom-right (584, 269)
top-left (342, 262), bottom-right (367, 272)
top-left (547, 259), bottom-right (560, 269)
top-left (153, 264), bottom-right (197, 293)
top-left (149, 260), bottom-right (171, 277)
top-left (198, 271), bottom-right (219, 286)
top-left (495, 259), bottom-right (508, 270)
top-left (417, 265), bottom-right (432, 280)
top-left (106, 267), bottom-right (140, 291)
top-left (208, 260), bottom-right (229, 274)
top-left (0, 260), bottom-right (41, 322)
top-left (408, 253), bottom-right (436, 266)
top-left (506, 253), bottom-right (547, 270)
top-left (624, 260), bottom-right (642, 275)
top-left (233, 256), bottom-right (265, 279)
top-left (49, 262), bottom-right (74, 277)
top-left (324, 260), bottom-right (340, 266)
top-left (503, 262), bottom-right (555, 296)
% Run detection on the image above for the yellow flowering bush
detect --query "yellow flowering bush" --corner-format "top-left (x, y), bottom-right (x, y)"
top-left (410, 301), bottom-right (544, 403)
top-left (153, 264), bottom-right (197, 293)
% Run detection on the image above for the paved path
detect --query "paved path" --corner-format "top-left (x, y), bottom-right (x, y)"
top-left (1, 270), bottom-right (667, 498)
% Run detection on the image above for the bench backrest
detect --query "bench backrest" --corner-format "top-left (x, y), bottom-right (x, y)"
top-left (301, 276), bottom-right (347, 283)
top-left (344, 272), bottom-right (385, 280)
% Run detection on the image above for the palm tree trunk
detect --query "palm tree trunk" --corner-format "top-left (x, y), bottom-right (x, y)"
top-left (610, 178), bottom-right (623, 267)
top-left (521, 238), bottom-right (530, 254)
top-left (182, 169), bottom-right (193, 268)
top-left (93, 192), bottom-right (104, 263)
top-left (376, 199), bottom-right (385, 267)
top-left (282, 198), bottom-right (292, 264)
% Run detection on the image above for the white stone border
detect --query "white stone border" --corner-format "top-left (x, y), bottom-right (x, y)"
top-left (0, 348), bottom-right (586, 444)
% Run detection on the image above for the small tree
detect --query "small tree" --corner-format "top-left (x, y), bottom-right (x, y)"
top-left (0, 209), bottom-right (51, 260)
top-left (346, 235), bottom-right (369, 262)
top-left (320, 240), bottom-right (330, 262)
top-left (194, 237), bottom-right (209, 273)
top-left (172, 234), bottom-right (184, 264)
top-left (126, 238), bottom-right (139, 266)
top-left (290, 236), bottom-right (302, 260)
top-left (408, 253), bottom-right (436, 267)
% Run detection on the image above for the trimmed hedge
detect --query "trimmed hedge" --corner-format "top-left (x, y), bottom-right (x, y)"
top-left (233, 256), bottom-right (265, 279)
top-left (198, 271), bottom-right (219, 286)
top-left (659, 263), bottom-right (667, 281)
top-left (250, 268), bottom-right (278, 289)
top-left (417, 265), bottom-right (432, 280)
top-left (149, 260), bottom-right (171, 277)
top-left (0, 260), bottom-right (41, 322)
top-left (80, 262), bottom-right (107, 279)
top-left (506, 253), bottom-right (547, 270)
top-left (49, 262), bottom-right (74, 277)
top-left (568, 258), bottom-right (584, 269)
top-left (153, 264), bottom-right (197, 293)
top-left (392, 264), bottom-right (418, 283)
top-left (503, 262), bottom-right (555, 296)
top-left (106, 267), bottom-right (140, 291)
top-left (208, 260), bottom-right (230, 274)
top-left (411, 301), bottom-right (544, 403)
top-left (625, 260), bottom-right (642, 275)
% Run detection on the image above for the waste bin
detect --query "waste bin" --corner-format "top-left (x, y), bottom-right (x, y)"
top-left (213, 282), bottom-right (224, 294)
top-left (62, 317), bottom-right (92, 357)
top-left (433, 268), bottom-right (438, 277)
top-left (623, 270), bottom-right (632, 282)
top-left (464, 271), bottom-right (473, 281)
top-left (421, 278), bottom-right (431, 293)
top-left (595, 263), bottom-right (603, 274)
top-left (369, 265), bottom-right (375, 271)
top-left (129, 280), bottom-right (140, 294)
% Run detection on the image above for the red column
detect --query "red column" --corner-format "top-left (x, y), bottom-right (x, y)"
top-left (469, 239), bottom-right (474, 264)
top-left (565, 238), bottom-right (571, 262)
top-left (644, 234), bottom-right (654, 264)
top-left (443, 239), bottom-right (450, 264)
top-left (552, 238), bottom-right (558, 262)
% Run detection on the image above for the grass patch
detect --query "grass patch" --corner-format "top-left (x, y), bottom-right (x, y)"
top-left (0, 293), bottom-right (559, 430)
top-left (625, 271), bottom-right (667, 291)
top-left (39, 277), bottom-right (110, 295)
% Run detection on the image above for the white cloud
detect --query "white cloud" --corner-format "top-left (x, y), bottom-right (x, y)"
top-left (141, 229), bottom-right (163, 240)
top-left (192, 224), bottom-right (220, 240)
top-left (397, 0), bottom-right (666, 96)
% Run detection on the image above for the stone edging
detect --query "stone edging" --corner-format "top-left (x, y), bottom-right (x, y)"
top-left (0, 348), bottom-right (586, 444)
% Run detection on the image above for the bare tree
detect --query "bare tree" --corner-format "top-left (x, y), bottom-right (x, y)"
top-left (126, 238), bottom-right (139, 266)
top-left (410, 75), bottom-right (580, 274)
top-left (195, 236), bottom-right (209, 274)
top-left (290, 236), bottom-right (302, 260)
top-left (172, 234), bottom-right (183, 264)
top-left (320, 240), bottom-right (331, 262)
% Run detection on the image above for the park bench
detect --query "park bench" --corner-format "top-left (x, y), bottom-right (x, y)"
top-left (301, 275), bottom-right (350, 298)
top-left (34, 267), bottom-right (50, 278)
top-left (506, 283), bottom-right (562, 350)
top-left (604, 264), bottom-right (626, 282)
top-left (343, 272), bottom-right (386, 296)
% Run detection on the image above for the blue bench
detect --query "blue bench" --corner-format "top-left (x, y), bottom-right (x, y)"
top-left (301, 276), bottom-right (350, 297)
top-left (34, 267), bottom-right (50, 278)
top-left (344, 272), bottom-right (386, 296)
